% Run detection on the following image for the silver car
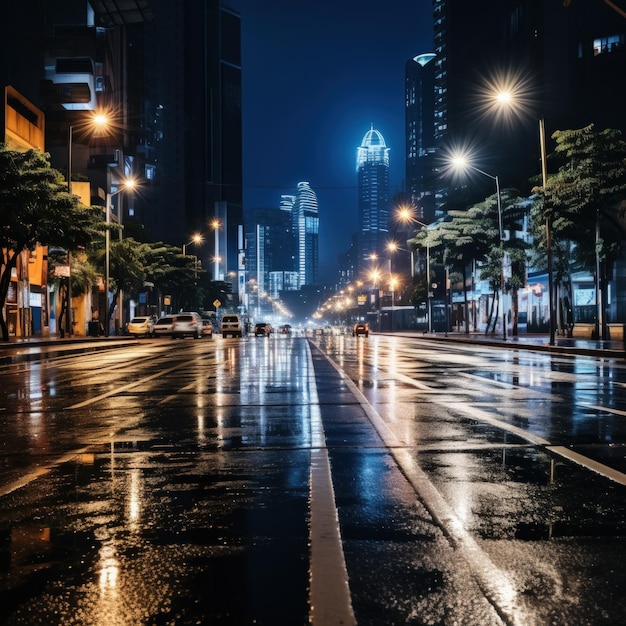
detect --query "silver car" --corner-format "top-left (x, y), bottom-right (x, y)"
top-left (152, 316), bottom-right (175, 337)
top-left (171, 312), bottom-right (203, 339)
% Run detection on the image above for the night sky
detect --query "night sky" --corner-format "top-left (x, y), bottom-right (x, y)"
top-left (230, 0), bottom-right (434, 283)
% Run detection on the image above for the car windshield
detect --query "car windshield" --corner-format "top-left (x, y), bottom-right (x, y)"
top-left (155, 318), bottom-right (173, 325)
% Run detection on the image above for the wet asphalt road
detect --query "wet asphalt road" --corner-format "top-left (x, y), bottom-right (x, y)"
top-left (1, 333), bottom-right (626, 625)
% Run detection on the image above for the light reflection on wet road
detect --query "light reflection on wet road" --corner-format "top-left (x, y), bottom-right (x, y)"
top-left (1, 334), bottom-right (626, 624)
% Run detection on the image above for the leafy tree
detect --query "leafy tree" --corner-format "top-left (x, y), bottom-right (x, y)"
top-left (412, 188), bottom-right (529, 335)
top-left (140, 241), bottom-right (202, 312)
top-left (0, 146), bottom-right (103, 341)
top-left (532, 125), bottom-right (626, 337)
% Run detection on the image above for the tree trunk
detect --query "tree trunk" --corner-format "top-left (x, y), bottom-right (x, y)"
top-left (486, 291), bottom-right (497, 334)
top-left (0, 252), bottom-right (18, 341)
top-left (108, 288), bottom-right (120, 334)
top-left (512, 286), bottom-right (519, 336)
top-left (58, 281), bottom-right (68, 336)
top-left (462, 264), bottom-right (470, 334)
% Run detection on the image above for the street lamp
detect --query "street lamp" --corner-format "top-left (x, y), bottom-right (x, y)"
top-left (389, 275), bottom-right (399, 331)
top-left (491, 88), bottom-right (555, 345)
top-left (449, 153), bottom-right (507, 339)
top-left (64, 112), bottom-right (110, 338)
top-left (396, 206), bottom-right (433, 332)
top-left (105, 179), bottom-right (136, 336)
top-left (183, 233), bottom-right (203, 282)
top-left (210, 219), bottom-right (221, 281)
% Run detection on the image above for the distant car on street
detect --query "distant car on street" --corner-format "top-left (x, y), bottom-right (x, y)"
top-left (127, 315), bottom-right (156, 337)
top-left (279, 324), bottom-right (292, 335)
top-left (221, 314), bottom-right (243, 338)
top-left (170, 312), bottom-right (203, 339)
top-left (353, 322), bottom-right (369, 337)
top-left (201, 319), bottom-right (214, 338)
top-left (152, 316), bottom-right (175, 337)
top-left (254, 322), bottom-right (272, 337)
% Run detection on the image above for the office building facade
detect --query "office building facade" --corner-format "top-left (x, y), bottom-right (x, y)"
top-left (357, 126), bottom-right (390, 273)
top-left (293, 182), bottom-right (319, 288)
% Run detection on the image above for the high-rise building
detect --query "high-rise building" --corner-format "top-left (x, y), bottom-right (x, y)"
top-left (357, 126), bottom-right (390, 273)
top-left (294, 182), bottom-right (319, 288)
top-left (0, 0), bottom-right (243, 307)
top-left (248, 207), bottom-right (296, 299)
top-left (145, 0), bottom-right (243, 300)
top-left (429, 0), bottom-right (626, 202)
top-left (405, 53), bottom-right (437, 222)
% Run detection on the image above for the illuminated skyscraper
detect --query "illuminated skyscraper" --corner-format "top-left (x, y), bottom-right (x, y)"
top-left (357, 125), bottom-right (390, 273)
top-left (405, 53), bottom-right (436, 222)
top-left (294, 182), bottom-right (319, 287)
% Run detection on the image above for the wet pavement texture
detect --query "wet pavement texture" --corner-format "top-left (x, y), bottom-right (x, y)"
top-left (1, 334), bottom-right (626, 624)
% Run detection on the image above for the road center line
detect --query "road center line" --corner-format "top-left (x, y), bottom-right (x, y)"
top-left (306, 344), bottom-right (356, 626)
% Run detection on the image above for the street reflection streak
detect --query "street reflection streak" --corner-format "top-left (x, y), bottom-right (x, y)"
top-left (98, 542), bottom-right (119, 593)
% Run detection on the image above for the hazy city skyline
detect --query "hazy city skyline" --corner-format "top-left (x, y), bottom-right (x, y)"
top-left (230, 0), bottom-right (434, 283)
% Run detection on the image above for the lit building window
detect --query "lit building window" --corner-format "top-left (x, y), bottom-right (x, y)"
top-left (593, 34), bottom-right (625, 56)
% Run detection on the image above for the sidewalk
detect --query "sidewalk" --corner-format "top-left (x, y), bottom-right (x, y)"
top-left (0, 334), bottom-right (135, 365)
top-left (388, 329), bottom-right (626, 359)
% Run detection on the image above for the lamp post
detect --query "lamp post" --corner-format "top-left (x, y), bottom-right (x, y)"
top-left (104, 179), bottom-right (136, 337)
top-left (396, 206), bottom-right (432, 333)
top-left (66, 112), bottom-right (111, 337)
top-left (183, 233), bottom-right (203, 283)
top-left (450, 155), bottom-right (507, 339)
top-left (492, 90), bottom-right (555, 345)
top-left (64, 124), bottom-right (74, 338)
top-left (389, 275), bottom-right (399, 331)
top-left (210, 219), bottom-right (221, 281)
top-left (539, 117), bottom-right (556, 345)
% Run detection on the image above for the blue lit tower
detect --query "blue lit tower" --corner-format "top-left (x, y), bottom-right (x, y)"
top-left (357, 126), bottom-right (390, 273)
top-left (294, 182), bottom-right (319, 287)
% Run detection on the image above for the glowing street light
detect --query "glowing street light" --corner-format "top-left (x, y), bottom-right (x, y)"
top-left (183, 233), bottom-right (203, 282)
top-left (64, 111), bottom-right (112, 338)
top-left (396, 205), bottom-right (433, 332)
top-left (491, 87), bottom-right (555, 345)
top-left (105, 178), bottom-right (136, 337)
top-left (449, 152), bottom-right (507, 339)
top-left (210, 219), bottom-right (221, 281)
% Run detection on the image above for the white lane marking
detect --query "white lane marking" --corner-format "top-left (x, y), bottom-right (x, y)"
top-left (578, 403), bottom-right (626, 417)
top-left (319, 349), bottom-right (532, 626)
top-left (306, 344), bottom-right (356, 626)
top-left (0, 448), bottom-right (91, 498)
top-left (65, 362), bottom-right (192, 409)
top-left (392, 368), bottom-right (626, 486)
top-left (547, 446), bottom-right (626, 486)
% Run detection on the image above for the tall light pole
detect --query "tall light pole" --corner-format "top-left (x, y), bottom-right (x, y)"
top-left (450, 154), bottom-right (507, 339)
top-left (211, 219), bottom-right (221, 281)
top-left (396, 206), bottom-right (432, 333)
top-left (538, 117), bottom-right (556, 345)
top-left (65, 124), bottom-right (74, 338)
top-left (66, 112), bottom-right (111, 337)
top-left (104, 179), bottom-right (136, 337)
top-left (389, 275), bottom-right (399, 331)
top-left (492, 89), bottom-right (555, 345)
top-left (183, 233), bottom-right (203, 283)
